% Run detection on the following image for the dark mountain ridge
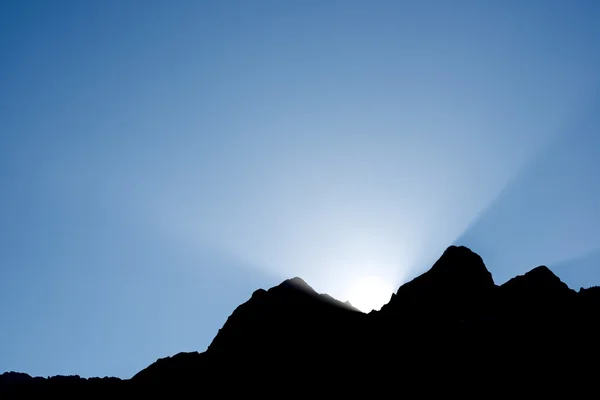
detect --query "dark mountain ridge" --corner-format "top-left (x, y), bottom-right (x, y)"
top-left (3, 245), bottom-right (600, 397)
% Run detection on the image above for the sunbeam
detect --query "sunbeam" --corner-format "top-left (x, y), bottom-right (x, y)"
top-left (455, 95), bottom-right (600, 284)
top-left (2, 0), bottom-right (600, 379)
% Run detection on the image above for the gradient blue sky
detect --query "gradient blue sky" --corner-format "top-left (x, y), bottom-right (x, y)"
top-left (1, 0), bottom-right (599, 379)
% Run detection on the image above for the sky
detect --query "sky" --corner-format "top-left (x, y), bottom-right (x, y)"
top-left (1, 0), bottom-right (599, 379)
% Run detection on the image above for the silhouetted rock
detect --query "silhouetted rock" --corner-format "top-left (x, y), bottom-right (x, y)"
top-left (130, 351), bottom-right (206, 385)
top-left (579, 285), bottom-right (600, 302)
top-left (204, 273), bottom-right (364, 358)
top-left (3, 245), bottom-right (600, 396)
top-left (578, 286), bottom-right (600, 319)
top-left (380, 245), bottom-right (496, 321)
top-left (0, 372), bottom-right (33, 385)
top-left (502, 265), bottom-right (572, 294)
top-left (0, 371), bottom-right (124, 398)
top-left (499, 265), bottom-right (577, 320)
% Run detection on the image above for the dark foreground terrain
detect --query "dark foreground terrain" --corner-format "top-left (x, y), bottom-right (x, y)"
top-left (2, 245), bottom-right (600, 397)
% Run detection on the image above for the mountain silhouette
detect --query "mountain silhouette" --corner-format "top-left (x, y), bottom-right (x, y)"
top-left (380, 245), bottom-right (496, 320)
top-left (3, 245), bottom-right (600, 397)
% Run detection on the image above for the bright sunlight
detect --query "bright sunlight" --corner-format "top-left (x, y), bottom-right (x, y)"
top-left (346, 275), bottom-right (395, 313)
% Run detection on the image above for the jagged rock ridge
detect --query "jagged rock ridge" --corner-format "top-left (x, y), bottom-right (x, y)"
top-left (3, 245), bottom-right (600, 396)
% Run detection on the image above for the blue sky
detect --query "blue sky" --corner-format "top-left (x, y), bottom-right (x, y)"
top-left (1, 0), bottom-right (599, 379)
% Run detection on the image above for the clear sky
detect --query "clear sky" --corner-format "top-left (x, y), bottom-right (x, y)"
top-left (1, 0), bottom-right (599, 379)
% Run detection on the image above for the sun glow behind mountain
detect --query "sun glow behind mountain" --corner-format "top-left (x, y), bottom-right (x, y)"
top-left (139, 79), bottom-right (595, 315)
top-left (120, 2), bottom-right (598, 314)
top-left (148, 116), bottom-right (573, 312)
top-left (3, 0), bottom-right (600, 380)
top-left (143, 83), bottom-right (600, 313)
top-left (346, 275), bottom-right (395, 313)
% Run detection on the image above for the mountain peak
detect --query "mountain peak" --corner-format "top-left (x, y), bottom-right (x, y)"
top-left (278, 276), bottom-right (314, 293)
top-left (527, 265), bottom-right (557, 279)
top-left (380, 245), bottom-right (496, 318)
top-left (206, 276), bottom-right (361, 355)
top-left (498, 265), bottom-right (577, 318)
top-left (501, 265), bottom-right (572, 294)
top-left (7, 244), bottom-right (600, 395)
top-left (274, 277), bottom-right (359, 311)
top-left (425, 245), bottom-right (495, 288)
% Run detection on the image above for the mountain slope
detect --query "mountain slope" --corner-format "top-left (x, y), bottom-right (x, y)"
top-left (3, 245), bottom-right (600, 396)
top-left (379, 245), bottom-right (497, 320)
